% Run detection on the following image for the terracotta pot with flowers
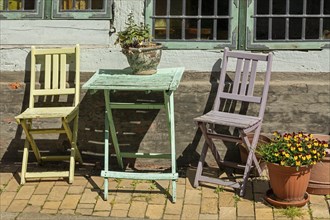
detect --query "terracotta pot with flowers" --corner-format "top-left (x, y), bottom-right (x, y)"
top-left (257, 131), bottom-right (328, 208)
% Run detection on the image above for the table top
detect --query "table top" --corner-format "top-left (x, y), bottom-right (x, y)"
top-left (82, 67), bottom-right (185, 91)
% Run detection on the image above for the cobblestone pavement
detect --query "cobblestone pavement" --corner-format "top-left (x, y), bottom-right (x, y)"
top-left (0, 164), bottom-right (329, 220)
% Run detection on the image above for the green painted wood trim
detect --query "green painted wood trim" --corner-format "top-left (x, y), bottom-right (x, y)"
top-left (101, 171), bottom-right (178, 180)
top-left (238, 0), bottom-right (246, 50)
top-left (44, 0), bottom-right (52, 19)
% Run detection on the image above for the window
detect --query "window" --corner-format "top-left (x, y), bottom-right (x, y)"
top-left (146, 0), bottom-right (330, 50)
top-left (145, 0), bottom-right (239, 49)
top-left (0, 0), bottom-right (113, 19)
top-left (246, 0), bottom-right (330, 49)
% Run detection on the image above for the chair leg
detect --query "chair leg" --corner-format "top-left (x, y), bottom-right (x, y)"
top-left (20, 140), bottom-right (30, 185)
top-left (194, 142), bottom-right (208, 187)
top-left (20, 119), bottom-right (41, 163)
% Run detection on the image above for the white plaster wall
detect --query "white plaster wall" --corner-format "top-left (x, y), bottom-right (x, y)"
top-left (0, 0), bottom-right (330, 73)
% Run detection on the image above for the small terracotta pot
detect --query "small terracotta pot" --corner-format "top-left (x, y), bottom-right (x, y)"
top-left (307, 134), bottom-right (330, 195)
top-left (267, 162), bottom-right (312, 201)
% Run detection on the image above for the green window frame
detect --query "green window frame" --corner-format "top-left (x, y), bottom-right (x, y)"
top-left (146, 0), bottom-right (330, 50)
top-left (145, 0), bottom-right (239, 50)
top-left (0, 0), bottom-right (113, 20)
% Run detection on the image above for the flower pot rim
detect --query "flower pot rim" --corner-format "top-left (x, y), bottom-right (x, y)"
top-left (124, 43), bottom-right (163, 52)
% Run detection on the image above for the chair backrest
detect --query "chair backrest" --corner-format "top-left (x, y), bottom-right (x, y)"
top-left (29, 44), bottom-right (80, 109)
top-left (213, 47), bottom-right (273, 118)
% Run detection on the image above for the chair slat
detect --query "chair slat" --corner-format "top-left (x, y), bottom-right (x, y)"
top-left (227, 51), bottom-right (268, 61)
top-left (33, 88), bottom-right (75, 96)
top-left (240, 59), bottom-right (251, 95)
top-left (52, 54), bottom-right (59, 89)
top-left (219, 92), bottom-right (261, 103)
top-left (247, 60), bottom-right (258, 96)
top-left (33, 47), bottom-right (76, 55)
top-left (232, 58), bottom-right (243, 94)
top-left (60, 54), bottom-right (67, 89)
top-left (44, 55), bottom-right (51, 89)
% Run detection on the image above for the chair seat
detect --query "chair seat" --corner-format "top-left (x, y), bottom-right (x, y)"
top-left (15, 107), bottom-right (76, 120)
top-left (194, 110), bottom-right (261, 129)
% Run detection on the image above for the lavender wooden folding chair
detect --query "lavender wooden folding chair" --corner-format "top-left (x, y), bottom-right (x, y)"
top-left (193, 47), bottom-right (273, 196)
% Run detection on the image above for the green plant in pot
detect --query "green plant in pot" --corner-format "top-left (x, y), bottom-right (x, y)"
top-left (115, 12), bottom-right (163, 75)
top-left (257, 131), bottom-right (328, 208)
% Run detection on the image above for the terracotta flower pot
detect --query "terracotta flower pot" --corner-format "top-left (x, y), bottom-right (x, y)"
top-left (267, 162), bottom-right (312, 201)
top-left (307, 134), bottom-right (330, 195)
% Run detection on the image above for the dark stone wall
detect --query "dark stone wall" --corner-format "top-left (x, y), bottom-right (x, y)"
top-left (1, 71), bottom-right (329, 169)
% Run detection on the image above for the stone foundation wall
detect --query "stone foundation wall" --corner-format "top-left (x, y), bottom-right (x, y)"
top-left (1, 71), bottom-right (329, 168)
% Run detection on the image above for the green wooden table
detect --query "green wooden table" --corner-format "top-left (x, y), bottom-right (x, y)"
top-left (82, 67), bottom-right (185, 202)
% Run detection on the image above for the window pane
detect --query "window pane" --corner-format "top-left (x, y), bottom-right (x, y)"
top-left (170, 0), bottom-right (182, 15)
top-left (290, 0), bottom-right (303, 14)
top-left (217, 19), bottom-right (228, 40)
top-left (289, 18), bottom-right (302, 39)
top-left (92, 0), bottom-right (103, 9)
top-left (307, 0), bottom-right (320, 15)
top-left (273, 0), bottom-right (286, 14)
top-left (201, 19), bottom-right (213, 39)
top-left (256, 18), bottom-right (269, 40)
top-left (323, 18), bottom-right (330, 39)
top-left (185, 19), bottom-right (197, 39)
top-left (186, 0), bottom-right (198, 16)
top-left (272, 18), bottom-right (285, 39)
top-left (202, 0), bottom-right (213, 16)
top-left (155, 0), bottom-right (166, 15)
top-left (170, 19), bottom-right (182, 39)
top-left (306, 18), bottom-right (319, 39)
top-left (218, 0), bottom-right (229, 15)
top-left (61, 0), bottom-right (104, 10)
top-left (325, 0), bottom-right (330, 14)
top-left (8, 0), bottom-right (22, 10)
top-left (256, 0), bottom-right (269, 15)
top-left (155, 18), bottom-right (167, 39)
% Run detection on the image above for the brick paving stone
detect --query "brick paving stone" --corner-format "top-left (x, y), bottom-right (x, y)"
top-left (59, 209), bottom-right (75, 215)
top-left (47, 186), bottom-right (69, 201)
top-left (199, 213), bottom-right (218, 219)
top-left (54, 180), bottom-right (70, 186)
top-left (67, 185), bottom-right (85, 194)
top-left (255, 207), bottom-right (274, 220)
top-left (163, 214), bottom-right (181, 219)
top-left (116, 179), bottom-right (134, 189)
top-left (114, 192), bottom-right (133, 203)
top-left (111, 209), bottom-right (129, 218)
top-left (43, 201), bottom-right (61, 210)
top-left (79, 188), bottom-right (98, 204)
top-left (0, 205), bottom-right (8, 212)
top-left (148, 193), bottom-right (167, 204)
top-left (309, 194), bottom-right (327, 204)
top-left (176, 183), bottom-right (186, 199)
top-left (237, 201), bottom-right (254, 217)
top-left (77, 203), bottom-right (95, 209)
top-left (0, 173), bottom-right (13, 186)
top-left (128, 201), bottom-right (147, 218)
top-left (202, 185), bottom-right (218, 198)
top-left (184, 189), bottom-right (202, 205)
top-left (310, 203), bottom-right (330, 219)
top-left (219, 207), bottom-right (237, 220)
top-left (59, 194), bottom-right (81, 210)
top-left (253, 179), bottom-right (270, 194)
top-left (184, 169), bottom-right (196, 190)
top-left (237, 217), bottom-right (255, 220)
top-left (177, 176), bottom-right (185, 185)
top-left (34, 181), bottom-right (55, 195)
top-left (254, 193), bottom-right (270, 208)
top-left (219, 192), bottom-right (236, 207)
top-left (155, 180), bottom-right (170, 190)
top-left (0, 191), bottom-right (16, 206)
top-left (92, 211), bottom-right (110, 217)
top-left (40, 208), bottom-right (58, 214)
top-left (28, 194), bottom-right (47, 206)
top-left (15, 185), bottom-right (35, 200)
top-left (23, 205), bottom-right (41, 213)
top-left (6, 199), bottom-right (29, 212)
top-left (145, 204), bottom-right (165, 219)
top-left (94, 197), bottom-right (112, 211)
top-left (0, 212), bottom-right (19, 220)
top-left (201, 197), bottom-right (218, 214)
top-left (164, 198), bottom-right (183, 215)
top-left (75, 208), bottom-right (93, 216)
top-left (181, 204), bottom-right (200, 219)
top-left (112, 203), bottom-right (130, 210)
top-left (87, 176), bottom-right (104, 189)
top-left (71, 176), bottom-right (88, 186)
top-left (4, 178), bottom-right (20, 192)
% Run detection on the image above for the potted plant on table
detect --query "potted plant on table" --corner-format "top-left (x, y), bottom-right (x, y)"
top-left (115, 12), bottom-right (163, 75)
top-left (257, 131), bottom-right (328, 208)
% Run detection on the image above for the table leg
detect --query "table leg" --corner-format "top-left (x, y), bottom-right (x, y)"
top-left (104, 110), bottom-right (109, 200)
top-left (164, 91), bottom-right (177, 203)
top-left (104, 90), bottom-right (124, 169)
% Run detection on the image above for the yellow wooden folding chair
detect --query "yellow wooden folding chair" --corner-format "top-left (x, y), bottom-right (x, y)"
top-left (15, 44), bottom-right (83, 184)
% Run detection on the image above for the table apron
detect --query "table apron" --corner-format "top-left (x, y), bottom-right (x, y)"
top-left (109, 103), bottom-right (165, 110)
top-left (101, 171), bottom-right (178, 180)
